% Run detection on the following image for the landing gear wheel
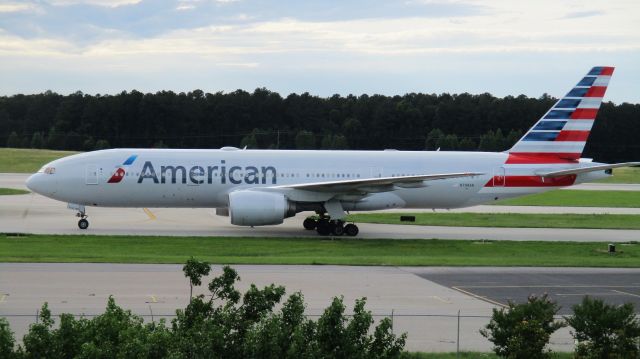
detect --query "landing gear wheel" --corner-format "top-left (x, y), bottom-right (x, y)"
top-left (303, 218), bottom-right (317, 230)
top-left (316, 219), bottom-right (331, 236)
top-left (332, 221), bottom-right (345, 236)
top-left (344, 223), bottom-right (359, 237)
top-left (78, 218), bottom-right (89, 230)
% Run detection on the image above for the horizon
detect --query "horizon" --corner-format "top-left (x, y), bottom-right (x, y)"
top-left (2, 87), bottom-right (638, 106)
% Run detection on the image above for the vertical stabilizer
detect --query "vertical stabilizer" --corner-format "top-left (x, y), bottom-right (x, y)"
top-left (507, 66), bottom-right (614, 163)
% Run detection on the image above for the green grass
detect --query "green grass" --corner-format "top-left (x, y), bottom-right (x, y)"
top-left (1, 233), bottom-right (638, 267)
top-left (0, 187), bottom-right (29, 195)
top-left (0, 148), bottom-right (79, 173)
top-left (494, 190), bottom-right (640, 207)
top-left (348, 212), bottom-right (640, 230)
top-left (598, 166), bottom-right (640, 184)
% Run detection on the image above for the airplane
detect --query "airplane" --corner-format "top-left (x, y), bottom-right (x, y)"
top-left (26, 66), bottom-right (638, 236)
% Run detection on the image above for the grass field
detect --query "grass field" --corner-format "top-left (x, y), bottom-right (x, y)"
top-left (348, 212), bottom-right (640, 229)
top-left (1, 233), bottom-right (638, 267)
top-left (0, 148), bottom-right (78, 173)
top-left (0, 188), bottom-right (29, 195)
top-left (493, 189), bottom-right (640, 207)
top-left (598, 166), bottom-right (640, 184)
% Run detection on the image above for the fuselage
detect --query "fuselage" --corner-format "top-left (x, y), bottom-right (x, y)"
top-left (26, 148), bottom-right (609, 211)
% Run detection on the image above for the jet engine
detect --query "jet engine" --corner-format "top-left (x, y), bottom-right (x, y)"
top-left (229, 190), bottom-right (296, 226)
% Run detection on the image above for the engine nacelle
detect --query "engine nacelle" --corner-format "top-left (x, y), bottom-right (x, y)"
top-left (229, 190), bottom-right (296, 226)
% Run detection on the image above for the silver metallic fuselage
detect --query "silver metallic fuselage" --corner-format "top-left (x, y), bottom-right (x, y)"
top-left (25, 148), bottom-right (607, 211)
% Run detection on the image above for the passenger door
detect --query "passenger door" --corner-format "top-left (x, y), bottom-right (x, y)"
top-left (85, 165), bottom-right (98, 185)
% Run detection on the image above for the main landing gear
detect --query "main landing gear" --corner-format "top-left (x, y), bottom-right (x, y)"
top-left (303, 216), bottom-right (359, 237)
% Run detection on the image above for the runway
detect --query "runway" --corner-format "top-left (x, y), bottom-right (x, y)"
top-left (2, 192), bottom-right (640, 241)
top-left (413, 267), bottom-right (640, 315)
top-left (2, 174), bottom-right (640, 241)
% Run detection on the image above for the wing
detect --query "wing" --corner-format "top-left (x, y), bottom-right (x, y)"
top-left (237, 172), bottom-right (484, 220)
top-left (537, 162), bottom-right (640, 178)
top-left (270, 172), bottom-right (484, 193)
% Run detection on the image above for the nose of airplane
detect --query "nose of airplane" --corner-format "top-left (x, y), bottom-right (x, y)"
top-left (26, 173), bottom-right (45, 194)
top-left (26, 173), bottom-right (37, 192)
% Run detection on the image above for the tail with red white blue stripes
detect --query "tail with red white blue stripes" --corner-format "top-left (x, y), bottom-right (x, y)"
top-left (507, 66), bottom-right (614, 163)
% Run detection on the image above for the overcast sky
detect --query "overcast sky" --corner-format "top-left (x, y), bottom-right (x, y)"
top-left (1, 0), bottom-right (638, 103)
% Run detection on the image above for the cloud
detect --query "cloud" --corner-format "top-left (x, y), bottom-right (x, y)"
top-left (0, 0), bottom-right (488, 44)
top-left (0, 0), bottom-right (639, 102)
top-left (2, 2), bottom-right (639, 58)
top-left (0, 2), bottom-right (39, 12)
top-left (48, 0), bottom-right (143, 7)
top-left (563, 10), bottom-right (604, 19)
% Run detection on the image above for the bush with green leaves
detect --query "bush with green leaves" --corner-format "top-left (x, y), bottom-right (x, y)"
top-left (480, 294), bottom-right (565, 359)
top-left (2, 263), bottom-right (406, 358)
top-left (0, 318), bottom-right (15, 359)
top-left (566, 296), bottom-right (640, 359)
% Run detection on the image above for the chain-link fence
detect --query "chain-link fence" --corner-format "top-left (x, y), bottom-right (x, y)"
top-left (2, 311), bottom-right (581, 353)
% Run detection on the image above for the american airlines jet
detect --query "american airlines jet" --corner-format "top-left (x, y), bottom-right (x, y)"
top-left (26, 66), bottom-right (637, 236)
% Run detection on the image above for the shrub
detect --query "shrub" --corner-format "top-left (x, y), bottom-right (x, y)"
top-left (566, 296), bottom-right (640, 358)
top-left (0, 318), bottom-right (15, 359)
top-left (480, 294), bottom-right (565, 359)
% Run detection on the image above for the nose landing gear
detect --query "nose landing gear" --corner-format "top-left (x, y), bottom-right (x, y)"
top-left (68, 203), bottom-right (89, 230)
top-left (77, 216), bottom-right (89, 230)
top-left (76, 211), bottom-right (89, 230)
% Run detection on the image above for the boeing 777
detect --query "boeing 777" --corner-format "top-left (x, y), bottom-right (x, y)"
top-left (26, 66), bottom-right (638, 236)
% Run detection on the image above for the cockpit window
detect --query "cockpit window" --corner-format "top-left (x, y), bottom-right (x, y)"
top-left (38, 166), bottom-right (56, 174)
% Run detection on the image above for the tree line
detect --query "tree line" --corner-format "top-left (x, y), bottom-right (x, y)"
top-left (1, 89), bottom-right (639, 162)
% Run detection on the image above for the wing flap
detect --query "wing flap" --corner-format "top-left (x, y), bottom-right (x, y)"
top-left (270, 172), bottom-right (483, 193)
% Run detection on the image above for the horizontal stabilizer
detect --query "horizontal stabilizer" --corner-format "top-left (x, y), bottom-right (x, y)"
top-left (537, 162), bottom-right (640, 178)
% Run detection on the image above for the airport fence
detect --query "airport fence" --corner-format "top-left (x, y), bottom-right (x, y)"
top-left (1, 310), bottom-right (583, 353)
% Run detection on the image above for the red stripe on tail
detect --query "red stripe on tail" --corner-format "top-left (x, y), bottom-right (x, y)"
top-left (555, 130), bottom-right (590, 142)
top-left (571, 108), bottom-right (598, 120)
top-left (600, 67), bottom-right (614, 76)
top-left (585, 86), bottom-right (607, 97)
